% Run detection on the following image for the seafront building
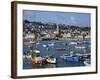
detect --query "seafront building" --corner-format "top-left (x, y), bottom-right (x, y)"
top-left (23, 20), bottom-right (91, 41)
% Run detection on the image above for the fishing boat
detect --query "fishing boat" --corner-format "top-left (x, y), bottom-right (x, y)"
top-left (31, 50), bottom-right (42, 64)
top-left (60, 54), bottom-right (80, 62)
top-left (65, 55), bottom-right (80, 62)
top-left (46, 56), bottom-right (56, 64)
top-left (55, 48), bottom-right (66, 51)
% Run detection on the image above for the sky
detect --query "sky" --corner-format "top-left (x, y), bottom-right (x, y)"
top-left (23, 10), bottom-right (91, 27)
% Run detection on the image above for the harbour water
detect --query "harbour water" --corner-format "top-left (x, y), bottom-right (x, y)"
top-left (23, 39), bottom-right (91, 69)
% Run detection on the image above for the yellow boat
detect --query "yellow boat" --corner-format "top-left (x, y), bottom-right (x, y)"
top-left (30, 50), bottom-right (40, 54)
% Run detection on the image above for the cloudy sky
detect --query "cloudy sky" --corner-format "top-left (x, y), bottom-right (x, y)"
top-left (23, 10), bottom-right (91, 27)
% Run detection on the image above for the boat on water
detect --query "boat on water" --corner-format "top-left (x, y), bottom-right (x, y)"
top-left (60, 52), bottom-right (91, 63)
top-left (31, 50), bottom-right (42, 64)
top-left (83, 59), bottom-right (91, 66)
top-left (66, 56), bottom-right (80, 62)
top-left (30, 50), bottom-right (40, 54)
top-left (70, 42), bottom-right (77, 45)
top-left (31, 56), bottom-right (57, 64)
top-left (46, 56), bottom-right (56, 64)
top-left (76, 53), bottom-right (91, 59)
top-left (60, 54), bottom-right (80, 62)
top-left (55, 48), bottom-right (66, 51)
top-left (75, 46), bottom-right (86, 49)
top-left (43, 44), bottom-right (48, 48)
top-left (23, 54), bottom-right (31, 60)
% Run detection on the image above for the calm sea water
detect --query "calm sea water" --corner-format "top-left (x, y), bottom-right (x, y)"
top-left (23, 40), bottom-right (91, 69)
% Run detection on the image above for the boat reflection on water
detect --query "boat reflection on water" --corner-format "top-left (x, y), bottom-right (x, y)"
top-left (32, 63), bottom-right (56, 68)
top-left (32, 64), bottom-right (42, 68)
top-left (44, 63), bottom-right (56, 68)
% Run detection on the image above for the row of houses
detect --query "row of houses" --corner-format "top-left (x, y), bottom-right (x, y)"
top-left (23, 21), bottom-right (90, 40)
top-left (62, 32), bottom-right (90, 40)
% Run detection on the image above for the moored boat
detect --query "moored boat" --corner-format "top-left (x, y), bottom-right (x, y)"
top-left (60, 54), bottom-right (80, 62)
top-left (43, 44), bottom-right (48, 48)
top-left (83, 59), bottom-right (91, 66)
top-left (65, 55), bottom-right (80, 62)
top-left (23, 54), bottom-right (31, 60)
top-left (46, 56), bottom-right (56, 64)
top-left (55, 48), bottom-right (66, 51)
top-left (30, 50), bottom-right (40, 54)
top-left (70, 42), bottom-right (77, 45)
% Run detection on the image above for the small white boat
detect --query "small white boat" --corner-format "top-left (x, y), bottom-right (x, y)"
top-left (23, 55), bottom-right (31, 60)
top-left (43, 44), bottom-right (47, 48)
top-left (83, 60), bottom-right (91, 66)
top-left (36, 42), bottom-right (40, 45)
top-left (70, 42), bottom-right (77, 45)
top-left (75, 46), bottom-right (85, 49)
top-left (46, 56), bottom-right (56, 64)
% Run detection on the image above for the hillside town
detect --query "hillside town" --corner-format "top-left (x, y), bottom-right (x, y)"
top-left (23, 20), bottom-right (90, 41)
